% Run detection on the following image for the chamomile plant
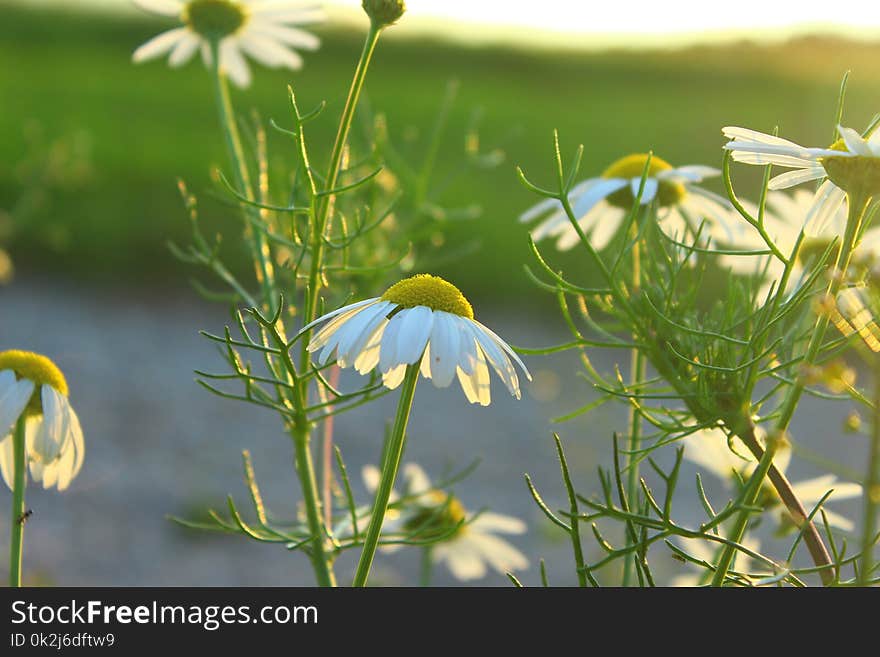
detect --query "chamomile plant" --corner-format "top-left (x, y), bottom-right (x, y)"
top-left (516, 73), bottom-right (880, 586)
top-left (136, 0), bottom-right (532, 587)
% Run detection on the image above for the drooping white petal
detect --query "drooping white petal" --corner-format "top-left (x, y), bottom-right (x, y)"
top-left (168, 32), bottom-right (201, 68)
top-left (658, 165), bottom-right (720, 183)
top-left (354, 320), bottom-right (388, 375)
top-left (804, 182), bottom-right (847, 236)
top-left (382, 363), bottom-right (408, 390)
top-left (792, 475), bottom-right (861, 504)
top-left (401, 463), bottom-right (432, 495)
top-left (556, 203), bottom-right (624, 251)
top-left (247, 21), bottom-right (321, 50)
top-left (362, 464), bottom-right (381, 494)
top-left (767, 166), bottom-right (826, 190)
top-left (319, 301), bottom-right (388, 366)
top-left (133, 0), bottom-right (183, 17)
top-left (466, 320), bottom-right (527, 398)
top-left (0, 434), bottom-right (13, 490)
top-left (31, 386), bottom-right (70, 464)
top-left (434, 540), bottom-right (487, 581)
top-left (303, 298), bottom-right (380, 345)
top-left (56, 405), bottom-right (84, 491)
top-left (220, 40), bottom-right (252, 88)
top-left (468, 531), bottom-right (529, 574)
top-left (631, 176), bottom-right (658, 204)
top-left (238, 35), bottom-right (303, 70)
top-left (337, 302), bottom-right (393, 369)
top-left (424, 312), bottom-right (461, 388)
top-left (456, 339), bottom-right (491, 406)
top-left (132, 27), bottom-right (188, 63)
top-left (378, 312), bottom-right (407, 373)
top-left (519, 197), bottom-right (561, 224)
top-left (722, 127), bottom-right (810, 149)
top-left (812, 507), bottom-right (856, 532)
top-left (726, 151), bottom-right (821, 169)
top-left (394, 306), bottom-right (434, 365)
top-left (452, 316), bottom-right (479, 376)
top-left (572, 178), bottom-right (628, 218)
top-left (838, 125), bottom-right (873, 157)
top-left (470, 511), bottom-right (527, 534)
top-left (0, 373), bottom-right (34, 438)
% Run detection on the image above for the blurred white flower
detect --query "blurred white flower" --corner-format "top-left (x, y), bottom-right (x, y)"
top-left (361, 463), bottom-right (529, 581)
top-left (684, 427), bottom-right (860, 531)
top-left (132, 0), bottom-right (322, 87)
top-left (0, 351), bottom-right (84, 492)
top-left (519, 153), bottom-right (737, 251)
top-left (300, 274), bottom-right (531, 406)
top-left (721, 189), bottom-right (880, 300)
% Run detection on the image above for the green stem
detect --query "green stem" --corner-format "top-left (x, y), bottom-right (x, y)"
top-left (713, 193), bottom-right (871, 586)
top-left (8, 417), bottom-right (26, 587)
top-left (292, 423), bottom-right (337, 587)
top-left (861, 361), bottom-right (880, 585)
top-left (622, 230), bottom-right (644, 587)
top-left (420, 546), bottom-right (433, 587)
top-left (710, 426), bottom-right (779, 587)
top-left (209, 40), bottom-right (275, 309)
top-left (773, 193), bottom-right (868, 436)
top-left (301, 24), bottom-right (382, 336)
top-left (353, 362), bottom-right (420, 587)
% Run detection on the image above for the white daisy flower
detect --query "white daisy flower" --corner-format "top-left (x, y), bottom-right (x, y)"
top-left (519, 153), bottom-right (736, 251)
top-left (361, 463), bottom-right (529, 581)
top-left (0, 351), bottom-right (85, 492)
top-left (132, 0), bottom-right (322, 88)
top-left (723, 124), bottom-right (880, 234)
top-left (684, 427), bottom-right (860, 531)
top-left (299, 274), bottom-right (531, 406)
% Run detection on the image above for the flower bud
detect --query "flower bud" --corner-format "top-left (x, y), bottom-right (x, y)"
top-left (362, 0), bottom-right (406, 27)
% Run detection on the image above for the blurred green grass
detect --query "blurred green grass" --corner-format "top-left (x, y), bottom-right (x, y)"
top-left (2, 3), bottom-right (879, 304)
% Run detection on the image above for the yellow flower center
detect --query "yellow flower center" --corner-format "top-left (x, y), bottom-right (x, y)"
top-left (821, 137), bottom-right (880, 198)
top-left (0, 350), bottom-right (68, 416)
top-left (183, 0), bottom-right (248, 39)
top-left (381, 274), bottom-right (474, 319)
top-left (601, 153), bottom-right (687, 209)
top-left (403, 490), bottom-right (468, 540)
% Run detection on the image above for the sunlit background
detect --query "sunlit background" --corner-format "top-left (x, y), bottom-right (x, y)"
top-left (1, 0), bottom-right (878, 586)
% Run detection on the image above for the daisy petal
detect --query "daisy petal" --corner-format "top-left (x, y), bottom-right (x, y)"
top-left (132, 27), bottom-right (188, 63)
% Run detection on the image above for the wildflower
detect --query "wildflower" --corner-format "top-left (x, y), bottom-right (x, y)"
top-left (0, 351), bottom-right (84, 491)
top-left (132, 0), bottom-right (322, 87)
top-left (361, 463), bottom-right (529, 581)
top-left (519, 153), bottom-right (733, 251)
top-left (361, 0), bottom-right (405, 26)
top-left (300, 274), bottom-right (531, 406)
top-left (723, 124), bottom-right (880, 233)
top-left (685, 427), bottom-right (860, 531)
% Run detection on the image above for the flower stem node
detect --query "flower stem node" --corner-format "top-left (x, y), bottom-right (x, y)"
top-left (183, 0), bottom-right (248, 40)
top-left (602, 153), bottom-right (686, 209)
top-left (0, 350), bottom-right (68, 416)
top-left (362, 0), bottom-right (406, 27)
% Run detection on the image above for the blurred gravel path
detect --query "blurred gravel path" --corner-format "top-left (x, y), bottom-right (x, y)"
top-left (0, 277), bottom-right (864, 586)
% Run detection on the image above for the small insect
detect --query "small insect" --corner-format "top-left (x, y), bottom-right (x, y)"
top-left (17, 509), bottom-right (33, 525)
